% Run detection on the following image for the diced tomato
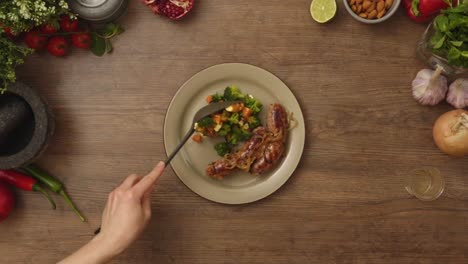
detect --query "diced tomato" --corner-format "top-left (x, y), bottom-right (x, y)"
top-left (206, 95), bottom-right (213, 104)
top-left (206, 127), bottom-right (216, 137)
top-left (242, 107), bottom-right (253, 119)
top-left (213, 114), bottom-right (222, 124)
top-left (192, 134), bottom-right (203, 143)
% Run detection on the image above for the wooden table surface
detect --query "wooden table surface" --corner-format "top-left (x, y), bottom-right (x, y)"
top-left (1, 0), bottom-right (468, 263)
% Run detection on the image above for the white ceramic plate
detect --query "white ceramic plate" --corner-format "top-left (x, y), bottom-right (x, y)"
top-left (164, 63), bottom-right (305, 204)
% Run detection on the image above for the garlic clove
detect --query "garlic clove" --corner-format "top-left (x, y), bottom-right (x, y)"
top-left (447, 78), bottom-right (468, 109)
top-left (412, 68), bottom-right (448, 106)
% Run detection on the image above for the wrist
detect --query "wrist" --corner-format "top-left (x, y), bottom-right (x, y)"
top-left (88, 234), bottom-right (121, 263)
top-left (58, 234), bottom-right (120, 264)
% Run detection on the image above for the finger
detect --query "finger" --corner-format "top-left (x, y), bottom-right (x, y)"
top-left (133, 161), bottom-right (165, 196)
top-left (144, 184), bottom-right (156, 197)
top-left (141, 185), bottom-right (156, 205)
top-left (142, 191), bottom-right (152, 219)
top-left (120, 174), bottom-right (142, 190)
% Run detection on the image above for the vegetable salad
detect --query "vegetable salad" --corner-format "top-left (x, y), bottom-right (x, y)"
top-left (193, 86), bottom-right (263, 156)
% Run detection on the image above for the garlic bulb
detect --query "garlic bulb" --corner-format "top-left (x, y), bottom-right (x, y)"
top-left (447, 78), bottom-right (468, 109)
top-left (412, 67), bottom-right (448, 106)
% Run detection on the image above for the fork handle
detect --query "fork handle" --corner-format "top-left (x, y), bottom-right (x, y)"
top-left (165, 127), bottom-right (195, 166)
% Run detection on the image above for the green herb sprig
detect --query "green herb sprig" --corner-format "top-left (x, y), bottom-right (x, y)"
top-left (0, 36), bottom-right (33, 93)
top-left (0, 0), bottom-right (73, 33)
top-left (90, 23), bottom-right (124, 56)
top-left (430, 4), bottom-right (468, 68)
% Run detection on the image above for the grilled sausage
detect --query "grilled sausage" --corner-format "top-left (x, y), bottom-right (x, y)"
top-left (206, 103), bottom-right (288, 178)
top-left (206, 127), bottom-right (267, 179)
top-left (250, 104), bottom-right (288, 175)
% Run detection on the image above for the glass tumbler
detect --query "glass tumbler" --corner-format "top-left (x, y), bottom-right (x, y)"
top-left (405, 167), bottom-right (445, 201)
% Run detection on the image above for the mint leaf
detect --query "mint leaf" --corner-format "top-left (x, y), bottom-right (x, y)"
top-left (450, 40), bottom-right (464, 47)
top-left (448, 46), bottom-right (461, 61)
top-left (105, 39), bottom-right (113, 53)
top-left (432, 34), bottom-right (446, 49)
top-left (113, 24), bottom-right (124, 35)
top-left (91, 34), bottom-right (106, 56)
top-left (436, 15), bottom-right (449, 32)
top-left (90, 23), bottom-right (123, 56)
top-left (98, 23), bottom-right (124, 38)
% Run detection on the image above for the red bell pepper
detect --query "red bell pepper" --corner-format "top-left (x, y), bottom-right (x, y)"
top-left (402, 0), bottom-right (432, 22)
top-left (412, 0), bottom-right (454, 16)
top-left (403, 0), bottom-right (456, 23)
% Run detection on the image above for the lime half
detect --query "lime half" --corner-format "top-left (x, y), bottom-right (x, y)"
top-left (310, 0), bottom-right (337, 23)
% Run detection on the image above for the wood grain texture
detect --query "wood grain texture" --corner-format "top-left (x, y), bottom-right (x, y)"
top-left (1, 0), bottom-right (468, 263)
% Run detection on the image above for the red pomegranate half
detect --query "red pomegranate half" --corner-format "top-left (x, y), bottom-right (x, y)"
top-left (142, 0), bottom-right (194, 19)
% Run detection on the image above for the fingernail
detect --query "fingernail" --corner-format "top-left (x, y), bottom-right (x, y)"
top-left (157, 161), bottom-right (165, 168)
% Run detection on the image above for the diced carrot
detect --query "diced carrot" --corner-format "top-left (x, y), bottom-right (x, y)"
top-left (192, 134), bottom-right (203, 143)
top-left (213, 114), bottom-right (222, 124)
top-left (242, 107), bottom-right (253, 119)
top-left (226, 103), bottom-right (244, 113)
top-left (206, 95), bottom-right (213, 104)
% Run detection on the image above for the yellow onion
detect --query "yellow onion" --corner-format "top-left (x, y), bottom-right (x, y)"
top-left (433, 109), bottom-right (468, 157)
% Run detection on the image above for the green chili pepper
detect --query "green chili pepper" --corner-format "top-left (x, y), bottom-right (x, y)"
top-left (22, 164), bottom-right (86, 222)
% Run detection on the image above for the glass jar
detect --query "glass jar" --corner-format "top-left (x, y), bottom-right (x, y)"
top-left (417, 22), bottom-right (468, 79)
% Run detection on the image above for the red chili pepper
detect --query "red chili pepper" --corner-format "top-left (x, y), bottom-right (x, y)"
top-left (0, 170), bottom-right (56, 209)
top-left (22, 164), bottom-right (86, 222)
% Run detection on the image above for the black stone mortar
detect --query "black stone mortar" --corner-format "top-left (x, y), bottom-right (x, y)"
top-left (0, 82), bottom-right (54, 169)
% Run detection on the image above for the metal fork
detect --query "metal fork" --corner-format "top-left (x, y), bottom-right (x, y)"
top-left (94, 100), bottom-right (240, 235)
top-left (164, 100), bottom-right (240, 166)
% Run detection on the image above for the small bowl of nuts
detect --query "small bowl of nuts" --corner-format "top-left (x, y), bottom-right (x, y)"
top-left (343, 0), bottom-right (400, 24)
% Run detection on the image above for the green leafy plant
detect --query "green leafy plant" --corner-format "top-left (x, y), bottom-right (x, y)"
top-left (0, 0), bottom-right (72, 33)
top-left (0, 36), bottom-right (33, 93)
top-left (90, 23), bottom-right (124, 56)
top-left (430, 4), bottom-right (468, 68)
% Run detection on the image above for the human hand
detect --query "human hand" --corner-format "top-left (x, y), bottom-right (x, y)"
top-left (58, 161), bottom-right (165, 264)
top-left (95, 161), bottom-right (165, 257)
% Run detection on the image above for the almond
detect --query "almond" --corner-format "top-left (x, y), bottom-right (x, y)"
top-left (367, 2), bottom-right (376, 11)
top-left (356, 0), bottom-right (363, 4)
top-left (368, 9), bottom-right (377, 19)
top-left (362, 0), bottom-right (371, 10)
top-left (377, 9), bottom-right (386, 18)
top-left (377, 0), bottom-right (385, 11)
top-left (350, 0), bottom-right (356, 5)
top-left (359, 13), bottom-right (368, 18)
top-left (352, 4), bottom-right (357, 12)
top-left (357, 4), bottom-right (362, 13)
top-left (385, 0), bottom-right (393, 9)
